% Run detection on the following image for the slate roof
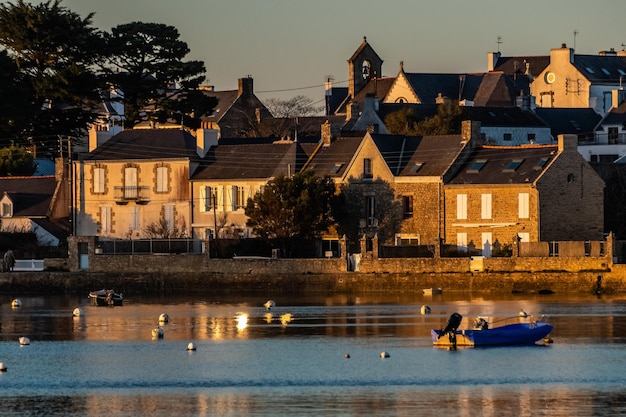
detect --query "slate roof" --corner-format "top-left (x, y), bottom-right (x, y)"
top-left (599, 100), bottom-right (626, 125)
top-left (405, 73), bottom-right (469, 103)
top-left (573, 54), bottom-right (626, 83)
top-left (534, 108), bottom-right (601, 136)
top-left (461, 107), bottom-right (548, 128)
top-left (472, 72), bottom-right (530, 107)
top-left (493, 56), bottom-right (550, 78)
top-left (335, 77), bottom-right (396, 115)
top-left (0, 176), bottom-right (56, 217)
top-left (191, 141), bottom-right (317, 181)
top-left (370, 134), bottom-right (467, 177)
top-left (303, 135), bottom-right (366, 179)
top-left (447, 145), bottom-right (558, 185)
top-left (200, 89), bottom-right (239, 123)
top-left (85, 129), bottom-right (201, 161)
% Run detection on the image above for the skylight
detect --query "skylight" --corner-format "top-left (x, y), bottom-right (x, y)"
top-left (330, 163), bottom-right (343, 174)
top-left (410, 162), bottom-right (423, 173)
top-left (504, 159), bottom-right (523, 172)
top-left (586, 67), bottom-right (595, 74)
top-left (618, 69), bottom-right (626, 76)
top-left (467, 159), bottom-right (487, 173)
top-left (534, 157), bottom-right (549, 170)
top-left (570, 120), bottom-right (581, 131)
top-left (602, 68), bottom-right (610, 75)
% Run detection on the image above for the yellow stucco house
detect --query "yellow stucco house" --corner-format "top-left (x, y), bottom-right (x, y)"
top-left (74, 128), bottom-right (216, 239)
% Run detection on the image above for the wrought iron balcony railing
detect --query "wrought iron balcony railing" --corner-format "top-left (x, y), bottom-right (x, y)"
top-left (113, 186), bottom-right (150, 204)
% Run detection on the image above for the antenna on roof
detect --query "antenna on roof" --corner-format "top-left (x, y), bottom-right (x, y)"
top-left (497, 36), bottom-right (502, 53)
top-left (573, 30), bottom-right (578, 51)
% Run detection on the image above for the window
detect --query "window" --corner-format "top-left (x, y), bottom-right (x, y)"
top-left (503, 133), bottom-right (512, 142)
top-left (93, 167), bottom-right (105, 194)
top-left (1, 202), bottom-right (12, 217)
top-left (156, 166), bottom-right (168, 193)
top-left (363, 158), bottom-right (373, 179)
top-left (482, 232), bottom-right (493, 257)
top-left (527, 133), bottom-right (536, 143)
top-left (163, 204), bottom-right (174, 230)
top-left (518, 193), bottom-right (529, 219)
top-left (456, 194), bottom-right (467, 220)
top-left (100, 206), bottom-right (111, 233)
top-left (467, 160), bottom-right (487, 173)
top-left (230, 186), bottom-right (245, 210)
top-left (504, 159), bottom-right (523, 172)
top-left (397, 236), bottom-right (419, 246)
top-left (481, 194), bottom-right (492, 219)
top-left (124, 167), bottom-right (138, 199)
top-left (456, 233), bottom-right (467, 253)
top-left (330, 163), bottom-right (343, 174)
top-left (199, 186), bottom-right (214, 212)
top-left (365, 195), bottom-right (376, 226)
top-left (402, 195), bottom-right (413, 219)
top-left (410, 162), bottom-right (423, 173)
top-left (130, 206), bottom-right (140, 230)
top-left (609, 127), bottom-right (619, 144)
top-left (534, 158), bottom-right (549, 170)
top-left (517, 232), bottom-right (529, 243)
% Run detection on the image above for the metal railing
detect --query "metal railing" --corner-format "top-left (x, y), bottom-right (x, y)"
top-left (97, 238), bottom-right (203, 255)
top-left (113, 186), bottom-right (150, 202)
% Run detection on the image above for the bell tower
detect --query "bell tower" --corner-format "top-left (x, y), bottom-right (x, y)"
top-left (348, 36), bottom-right (383, 99)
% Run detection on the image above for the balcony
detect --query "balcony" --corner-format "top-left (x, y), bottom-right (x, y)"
top-left (114, 186), bottom-right (150, 205)
top-left (578, 132), bottom-right (626, 146)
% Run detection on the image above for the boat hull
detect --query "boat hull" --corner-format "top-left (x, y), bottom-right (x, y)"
top-left (431, 322), bottom-right (553, 347)
top-left (88, 290), bottom-right (123, 306)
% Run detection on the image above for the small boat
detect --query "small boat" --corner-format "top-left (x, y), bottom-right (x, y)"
top-left (423, 287), bottom-right (442, 295)
top-left (432, 312), bottom-right (553, 348)
top-left (88, 289), bottom-right (123, 306)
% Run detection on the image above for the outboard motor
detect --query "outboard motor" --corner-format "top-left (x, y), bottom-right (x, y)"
top-left (439, 312), bottom-right (463, 338)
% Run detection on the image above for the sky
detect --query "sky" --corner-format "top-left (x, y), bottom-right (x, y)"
top-left (46, 0), bottom-right (626, 106)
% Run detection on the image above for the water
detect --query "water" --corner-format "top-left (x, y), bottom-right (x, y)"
top-left (1, 292), bottom-right (626, 416)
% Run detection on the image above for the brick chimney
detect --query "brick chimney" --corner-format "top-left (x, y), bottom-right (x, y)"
top-left (238, 76), bottom-right (253, 98)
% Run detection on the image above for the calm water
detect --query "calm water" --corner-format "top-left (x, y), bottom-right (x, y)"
top-left (1, 291), bottom-right (626, 416)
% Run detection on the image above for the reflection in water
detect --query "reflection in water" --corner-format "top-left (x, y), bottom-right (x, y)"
top-left (1, 292), bottom-right (626, 416)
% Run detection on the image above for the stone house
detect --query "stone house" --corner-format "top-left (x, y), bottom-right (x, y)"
top-left (74, 128), bottom-right (215, 238)
top-left (189, 138), bottom-right (318, 240)
top-left (199, 76), bottom-right (273, 138)
top-left (445, 134), bottom-right (605, 256)
top-left (303, 121), bottom-right (479, 248)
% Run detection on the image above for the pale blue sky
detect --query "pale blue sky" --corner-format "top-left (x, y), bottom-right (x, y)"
top-left (51, 0), bottom-right (626, 104)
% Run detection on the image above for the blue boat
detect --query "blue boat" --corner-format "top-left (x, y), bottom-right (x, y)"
top-left (432, 313), bottom-right (553, 347)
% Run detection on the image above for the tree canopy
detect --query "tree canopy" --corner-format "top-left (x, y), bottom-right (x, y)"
top-left (385, 101), bottom-right (464, 136)
top-left (103, 22), bottom-right (215, 128)
top-left (245, 170), bottom-right (337, 257)
top-left (0, 144), bottom-right (37, 176)
top-left (0, 0), bottom-right (104, 152)
top-left (333, 178), bottom-right (404, 253)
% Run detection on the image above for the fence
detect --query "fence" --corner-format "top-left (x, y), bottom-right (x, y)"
top-left (97, 239), bottom-right (204, 255)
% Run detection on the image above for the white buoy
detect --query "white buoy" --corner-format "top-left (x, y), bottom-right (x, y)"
top-left (420, 305), bottom-right (431, 314)
top-left (72, 307), bottom-right (83, 317)
top-left (11, 299), bottom-right (22, 308)
top-left (264, 300), bottom-right (276, 310)
top-left (18, 337), bottom-right (30, 346)
top-left (159, 313), bottom-right (169, 323)
top-left (152, 327), bottom-right (164, 339)
top-left (380, 351), bottom-right (390, 358)
top-left (187, 342), bottom-right (196, 351)
top-left (0, 362), bottom-right (6, 372)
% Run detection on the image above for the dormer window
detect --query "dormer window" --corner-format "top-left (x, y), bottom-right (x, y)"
top-left (1, 201), bottom-right (12, 217)
top-left (0, 194), bottom-right (13, 217)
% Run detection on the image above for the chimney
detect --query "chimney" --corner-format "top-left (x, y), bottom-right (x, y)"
top-left (238, 76), bottom-right (253, 98)
top-left (612, 89), bottom-right (626, 109)
top-left (346, 101), bottom-right (359, 121)
top-left (551, 44), bottom-right (574, 64)
top-left (462, 120), bottom-right (482, 144)
top-left (487, 51), bottom-right (501, 72)
top-left (558, 134), bottom-right (577, 153)
top-left (321, 120), bottom-right (334, 147)
top-left (196, 128), bottom-right (218, 158)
